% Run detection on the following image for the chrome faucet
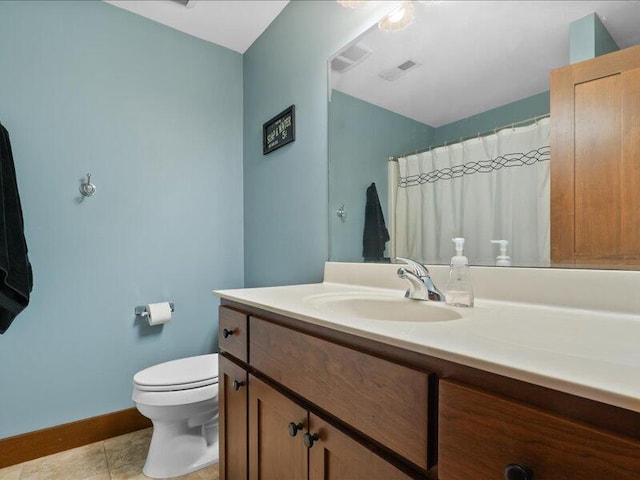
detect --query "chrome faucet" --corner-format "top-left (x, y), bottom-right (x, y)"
top-left (395, 257), bottom-right (444, 301)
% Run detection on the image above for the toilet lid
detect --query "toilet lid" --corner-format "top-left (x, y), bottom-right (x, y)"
top-left (134, 354), bottom-right (219, 392)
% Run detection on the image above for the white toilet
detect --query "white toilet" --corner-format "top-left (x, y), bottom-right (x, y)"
top-left (132, 354), bottom-right (219, 479)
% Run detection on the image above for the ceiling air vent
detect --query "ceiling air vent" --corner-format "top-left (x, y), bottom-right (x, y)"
top-left (331, 42), bottom-right (372, 73)
top-left (379, 59), bottom-right (420, 81)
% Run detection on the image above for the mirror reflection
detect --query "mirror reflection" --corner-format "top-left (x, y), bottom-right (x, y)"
top-left (328, 1), bottom-right (640, 268)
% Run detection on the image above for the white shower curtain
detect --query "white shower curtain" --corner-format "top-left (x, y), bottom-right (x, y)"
top-left (394, 117), bottom-right (550, 266)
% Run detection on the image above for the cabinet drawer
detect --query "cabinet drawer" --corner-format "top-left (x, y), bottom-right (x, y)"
top-left (439, 380), bottom-right (640, 480)
top-left (250, 317), bottom-right (431, 470)
top-left (218, 307), bottom-right (248, 363)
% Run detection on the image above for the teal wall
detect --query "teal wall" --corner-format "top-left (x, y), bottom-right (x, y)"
top-left (570, 13), bottom-right (619, 64)
top-left (329, 90), bottom-right (434, 262)
top-left (243, 1), bottom-right (391, 287)
top-left (0, 1), bottom-right (243, 438)
top-left (431, 91), bottom-right (550, 147)
top-left (594, 15), bottom-right (620, 57)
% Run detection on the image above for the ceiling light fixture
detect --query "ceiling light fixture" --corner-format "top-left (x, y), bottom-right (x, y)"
top-left (168, 0), bottom-right (196, 7)
top-left (378, 1), bottom-right (415, 31)
top-left (336, 0), bottom-right (367, 8)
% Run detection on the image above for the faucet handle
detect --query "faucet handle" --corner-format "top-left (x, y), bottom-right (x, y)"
top-left (395, 257), bottom-right (430, 277)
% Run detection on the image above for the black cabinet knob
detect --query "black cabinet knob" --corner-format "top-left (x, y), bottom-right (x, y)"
top-left (303, 432), bottom-right (320, 448)
top-left (232, 380), bottom-right (245, 391)
top-left (222, 328), bottom-right (234, 338)
top-left (288, 422), bottom-right (303, 437)
top-left (504, 464), bottom-right (533, 480)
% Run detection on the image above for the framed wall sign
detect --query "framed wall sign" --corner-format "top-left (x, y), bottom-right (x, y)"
top-left (263, 105), bottom-right (295, 155)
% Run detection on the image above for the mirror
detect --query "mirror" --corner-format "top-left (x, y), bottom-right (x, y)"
top-left (328, 0), bottom-right (640, 268)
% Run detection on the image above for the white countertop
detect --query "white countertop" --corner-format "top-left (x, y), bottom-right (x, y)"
top-left (215, 263), bottom-right (640, 413)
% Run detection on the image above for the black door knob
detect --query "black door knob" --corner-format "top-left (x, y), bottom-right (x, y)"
top-left (288, 422), bottom-right (303, 437)
top-left (303, 432), bottom-right (320, 448)
top-left (504, 464), bottom-right (533, 480)
top-left (222, 328), bottom-right (234, 338)
top-left (232, 380), bottom-right (245, 391)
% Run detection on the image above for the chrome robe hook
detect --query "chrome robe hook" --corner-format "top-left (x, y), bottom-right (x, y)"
top-left (79, 173), bottom-right (96, 197)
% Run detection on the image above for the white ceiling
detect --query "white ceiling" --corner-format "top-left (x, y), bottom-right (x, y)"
top-left (105, 0), bottom-right (289, 53)
top-left (331, 1), bottom-right (640, 127)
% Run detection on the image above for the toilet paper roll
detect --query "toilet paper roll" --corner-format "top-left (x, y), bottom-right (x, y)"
top-left (147, 302), bottom-right (172, 326)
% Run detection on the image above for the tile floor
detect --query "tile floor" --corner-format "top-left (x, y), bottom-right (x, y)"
top-left (0, 429), bottom-right (219, 480)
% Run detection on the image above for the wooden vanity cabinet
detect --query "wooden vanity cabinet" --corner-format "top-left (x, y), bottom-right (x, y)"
top-left (218, 302), bottom-right (640, 480)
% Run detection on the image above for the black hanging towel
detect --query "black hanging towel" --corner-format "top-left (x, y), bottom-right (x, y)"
top-left (362, 182), bottom-right (390, 262)
top-left (0, 122), bottom-right (33, 334)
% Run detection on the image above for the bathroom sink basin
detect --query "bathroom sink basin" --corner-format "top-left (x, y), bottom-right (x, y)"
top-left (303, 292), bottom-right (462, 323)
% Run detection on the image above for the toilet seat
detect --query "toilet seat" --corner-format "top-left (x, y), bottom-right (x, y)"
top-left (134, 354), bottom-right (219, 392)
top-left (135, 377), bottom-right (217, 392)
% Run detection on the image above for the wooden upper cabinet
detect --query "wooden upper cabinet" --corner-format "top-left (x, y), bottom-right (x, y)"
top-left (551, 45), bottom-right (640, 267)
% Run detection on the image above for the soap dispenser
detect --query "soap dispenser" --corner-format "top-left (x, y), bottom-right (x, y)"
top-left (445, 237), bottom-right (474, 307)
top-left (491, 239), bottom-right (512, 267)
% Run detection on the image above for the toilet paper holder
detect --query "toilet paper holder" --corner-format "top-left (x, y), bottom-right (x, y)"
top-left (135, 303), bottom-right (175, 318)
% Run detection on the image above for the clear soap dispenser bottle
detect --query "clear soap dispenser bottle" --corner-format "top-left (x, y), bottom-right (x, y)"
top-left (445, 237), bottom-right (474, 307)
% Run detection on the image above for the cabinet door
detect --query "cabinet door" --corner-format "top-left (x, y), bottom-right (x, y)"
top-left (551, 44), bottom-right (640, 267)
top-left (219, 355), bottom-right (248, 480)
top-left (308, 414), bottom-right (412, 480)
top-left (249, 375), bottom-right (307, 480)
